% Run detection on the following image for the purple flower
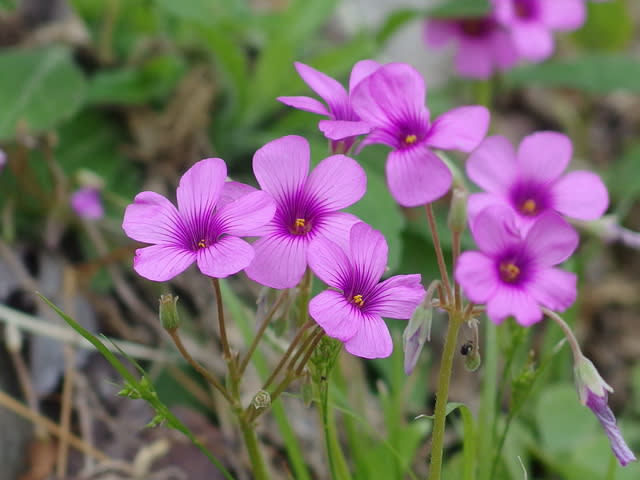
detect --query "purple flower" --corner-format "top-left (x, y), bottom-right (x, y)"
top-left (424, 14), bottom-right (519, 79)
top-left (455, 205), bottom-right (578, 326)
top-left (277, 61), bottom-right (381, 153)
top-left (466, 132), bottom-right (609, 230)
top-left (0, 149), bottom-right (6, 171)
top-left (351, 62), bottom-right (490, 207)
top-left (122, 158), bottom-right (275, 282)
top-left (308, 222), bottom-right (426, 359)
top-left (574, 356), bottom-right (636, 466)
top-left (245, 135), bottom-right (367, 289)
top-left (71, 187), bottom-right (104, 220)
top-left (492, 0), bottom-right (586, 61)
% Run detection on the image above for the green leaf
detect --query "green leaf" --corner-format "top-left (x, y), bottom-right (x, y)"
top-left (427, 0), bottom-right (490, 18)
top-left (572, 0), bottom-right (633, 52)
top-left (376, 8), bottom-right (422, 46)
top-left (0, 47), bottom-right (86, 140)
top-left (153, 0), bottom-right (249, 25)
top-left (505, 54), bottom-right (640, 94)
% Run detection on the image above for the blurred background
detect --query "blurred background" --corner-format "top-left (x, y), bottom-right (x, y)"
top-left (0, 0), bottom-right (639, 479)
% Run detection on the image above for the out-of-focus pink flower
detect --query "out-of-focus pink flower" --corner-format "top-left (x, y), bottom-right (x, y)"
top-left (71, 187), bottom-right (104, 220)
top-left (351, 62), bottom-right (490, 207)
top-left (0, 149), bottom-right (6, 172)
top-left (122, 158), bottom-right (275, 281)
top-left (466, 132), bottom-right (608, 231)
top-left (245, 135), bottom-right (367, 289)
top-left (492, 0), bottom-right (586, 61)
top-left (574, 355), bottom-right (637, 466)
top-left (425, 15), bottom-right (520, 79)
top-left (277, 61), bottom-right (380, 153)
top-left (308, 222), bottom-right (425, 359)
top-left (455, 205), bottom-right (578, 326)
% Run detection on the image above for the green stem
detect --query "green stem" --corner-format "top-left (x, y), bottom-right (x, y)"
top-left (239, 419), bottom-right (270, 480)
top-left (478, 320), bottom-right (498, 480)
top-left (425, 204), bottom-right (453, 306)
top-left (428, 312), bottom-right (464, 480)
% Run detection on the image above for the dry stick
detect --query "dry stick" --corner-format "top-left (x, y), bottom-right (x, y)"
top-left (7, 347), bottom-right (46, 438)
top-left (425, 204), bottom-right (453, 306)
top-left (166, 328), bottom-right (234, 405)
top-left (0, 390), bottom-right (113, 464)
top-left (238, 289), bottom-right (289, 376)
top-left (293, 329), bottom-right (325, 376)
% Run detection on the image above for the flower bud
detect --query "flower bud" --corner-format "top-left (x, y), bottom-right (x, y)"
top-left (402, 304), bottom-right (432, 375)
top-left (159, 294), bottom-right (180, 331)
top-left (574, 355), bottom-right (636, 466)
top-left (447, 189), bottom-right (468, 234)
top-left (460, 341), bottom-right (481, 372)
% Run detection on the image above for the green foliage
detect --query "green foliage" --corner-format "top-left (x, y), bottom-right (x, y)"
top-left (572, 0), bottom-right (633, 51)
top-left (0, 47), bottom-right (86, 140)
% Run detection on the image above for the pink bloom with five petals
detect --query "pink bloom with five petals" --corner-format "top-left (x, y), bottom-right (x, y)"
top-left (308, 222), bottom-right (426, 359)
top-left (466, 132), bottom-right (609, 230)
top-left (455, 205), bottom-right (578, 326)
top-left (122, 158), bottom-right (276, 281)
top-left (245, 135), bottom-right (367, 289)
top-left (492, 0), bottom-right (586, 61)
top-left (351, 62), bottom-right (490, 207)
top-left (277, 61), bottom-right (381, 153)
top-left (425, 14), bottom-right (520, 79)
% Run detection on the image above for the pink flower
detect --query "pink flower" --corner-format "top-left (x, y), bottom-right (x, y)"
top-left (425, 15), bottom-right (519, 79)
top-left (492, 0), bottom-right (586, 61)
top-left (466, 132), bottom-right (608, 230)
top-left (351, 62), bottom-right (490, 207)
top-left (71, 187), bottom-right (104, 220)
top-left (308, 222), bottom-right (425, 359)
top-left (277, 61), bottom-right (381, 153)
top-left (574, 356), bottom-right (636, 466)
top-left (455, 205), bottom-right (578, 326)
top-left (245, 135), bottom-right (367, 289)
top-left (122, 158), bottom-right (275, 281)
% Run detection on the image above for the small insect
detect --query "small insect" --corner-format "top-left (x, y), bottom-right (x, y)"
top-left (460, 340), bottom-right (474, 356)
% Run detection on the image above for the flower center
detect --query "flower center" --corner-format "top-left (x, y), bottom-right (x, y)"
top-left (499, 262), bottom-right (521, 283)
top-left (520, 199), bottom-right (538, 216)
top-left (352, 294), bottom-right (365, 308)
top-left (514, 0), bottom-right (536, 20)
top-left (403, 134), bottom-right (418, 146)
top-left (290, 217), bottom-right (312, 236)
top-left (197, 239), bottom-right (207, 249)
top-left (459, 18), bottom-right (493, 37)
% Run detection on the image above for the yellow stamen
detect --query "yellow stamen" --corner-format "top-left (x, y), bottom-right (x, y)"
top-left (197, 239), bottom-right (207, 249)
top-left (499, 262), bottom-right (520, 282)
top-left (404, 134), bottom-right (417, 145)
top-left (521, 199), bottom-right (536, 214)
top-left (353, 294), bottom-right (364, 308)
top-left (295, 218), bottom-right (306, 228)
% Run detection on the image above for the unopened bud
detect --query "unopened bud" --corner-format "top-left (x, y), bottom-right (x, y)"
top-left (252, 390), bottom-right (271, 410)
top-left (402, 304), bottom-right (432, 375)
top-left (447, 189), bottom-right (468, 234)
top-left (574, 355), bottom-right (613, 405)
top-left (159, 294), bottom-right (180, 331)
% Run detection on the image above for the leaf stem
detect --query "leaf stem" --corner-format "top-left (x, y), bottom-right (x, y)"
top-left (425, 204), bottom-right (453, 306)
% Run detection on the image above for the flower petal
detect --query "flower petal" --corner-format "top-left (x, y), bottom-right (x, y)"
top-left (218, 181), bottom-right (257, 209)
top-left (539, 0), bottom-right (585, 31)
top-left (466, 135), bottom-right (517, 193)
top-left (245, 234), bottom-right (308, 289)
top-left (277, 95), bottom-right (330, 116)
top-left (176, 158), bottom-right (226, 217)
top-left (486, 286), bottom-right (543, 326)
top-left (386, 146), bottom-right (452, 207)
top-left (253, 135), bottom-right (310, 203)
top-left (306, 154), bottom-right (366, 211)
top-left (307, 236), bottom-right (351, 289)
top-left (523, 211), bottom-right (578, 265)
top-left (122, 191), bottom-right (182, 245)
top-left (309, 290), bottom-right (361, 341)
top-left (217, 190), bottom-right (275, 237)
top-left (318, 120), bottom-right (372, 140)
top-left (517, 131), bottom-right (573, 183)
top-left (294, 62), bottom-right (348, 116)
top-left (349, 59), bottom-right (381, 92)
top-left (369, 274), bottom-right (425, 319)
top-left (491, 29), bottom-right (520, 70)
top-left (467, 193), bottom-right (509, 225)
top-left (196, 236), bottom-right (254, 278)
top-left (344, 314), bottom-right (393, 359)
top-left (424, 19), bottom-right (457, 47)
top-left (348, 222), bottom-right (388, 289)
top-left (351, 63), bottom-right (427, 130)
top-left (470, 205), bottom-right (521, 256)
top-left (133, 244), bottom-right (195, 282)
top-left (425, 105), bottom-right (490, 152)
top-left (528, 267), bottom-right (577, 312)
top-left (314, 212), bottom-right (361, 252)
top-left (455, 39), bottom-right (494, 79)
top-left (511, 23), bottom-right (554, 61)
top-left (455, 251), bottom-right (499, 304)
top-left (551, 171), bottom-right (609, 220)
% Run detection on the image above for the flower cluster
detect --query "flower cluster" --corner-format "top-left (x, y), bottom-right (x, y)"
top-left (425, 0), bottom-right (587, 78)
